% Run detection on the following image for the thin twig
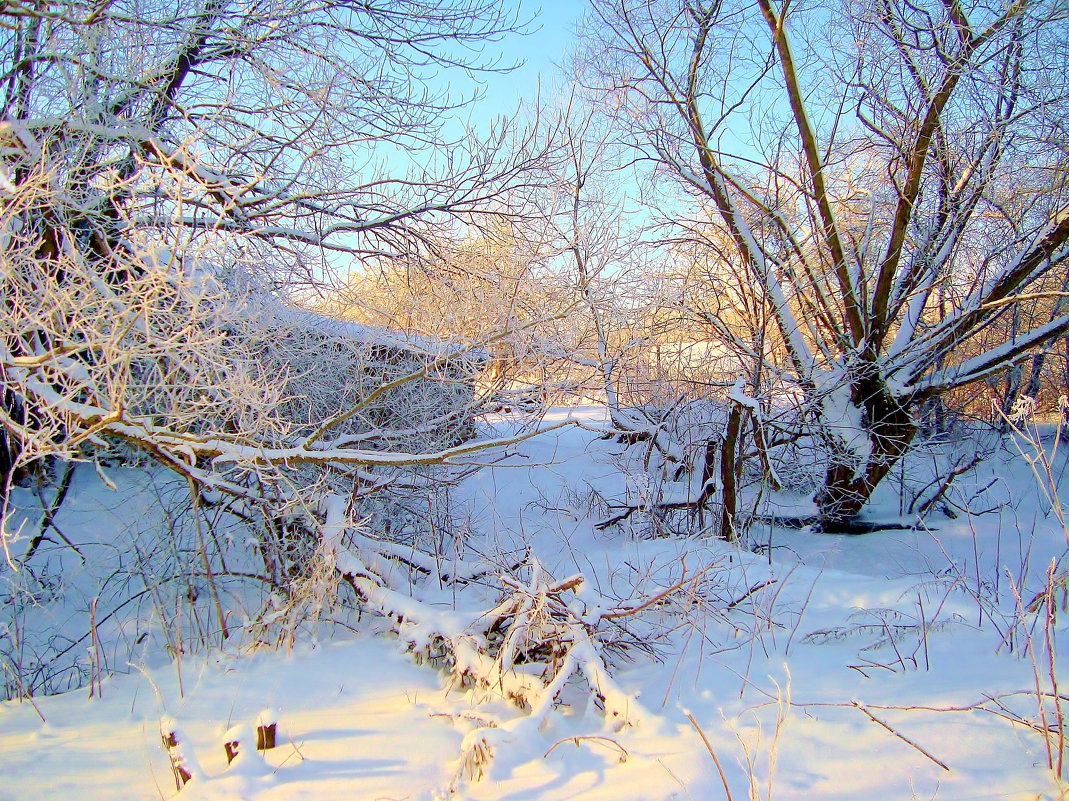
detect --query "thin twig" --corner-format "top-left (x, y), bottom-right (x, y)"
top-left (543, 735), bottom-right (629, 761)
top-left (686, 711), bottom-right (735, 801)
top-left (725, 579), bottom-right (777, 610)
top-left (852, 702), bottom-right (950, 771)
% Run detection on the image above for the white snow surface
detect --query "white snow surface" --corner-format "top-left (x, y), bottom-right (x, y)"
top-left (1, 407), bottom-right (1066, 800)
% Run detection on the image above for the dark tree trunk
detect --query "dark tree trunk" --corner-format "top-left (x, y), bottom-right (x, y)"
top-left (1, 379), bottom-right (26, 501)
top-left (718, 401), bottom-right (744, 541)
top-left (1023, 350), bottom-right (1046, 400)
top-left (0, 433), bottom-right (17, 501)
top-left (814, 371), bottom-right (918, 530)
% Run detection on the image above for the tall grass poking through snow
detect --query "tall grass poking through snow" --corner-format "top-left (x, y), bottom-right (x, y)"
top-left (999, 396), bottom-right (1067, 782)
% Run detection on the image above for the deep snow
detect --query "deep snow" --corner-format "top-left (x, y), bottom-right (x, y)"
top-left (2, 407), bottom-right (1066, 800)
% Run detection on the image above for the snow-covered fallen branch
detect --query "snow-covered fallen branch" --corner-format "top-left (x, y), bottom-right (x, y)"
top-left (304, 499), bottom-right (705, 785)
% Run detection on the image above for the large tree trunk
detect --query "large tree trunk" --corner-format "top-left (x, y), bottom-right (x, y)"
top-left (814, 372), bottom-right (918, 530)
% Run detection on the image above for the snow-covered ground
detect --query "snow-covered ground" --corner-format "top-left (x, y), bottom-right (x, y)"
top-left (2, 408), bottom-right (1066, 800)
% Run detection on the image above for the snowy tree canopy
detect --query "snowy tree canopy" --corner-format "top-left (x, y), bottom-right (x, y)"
top-left (582, 0), bottom-right (1069, 525)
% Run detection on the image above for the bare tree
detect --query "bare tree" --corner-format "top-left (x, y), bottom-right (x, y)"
top-left (332, 218), bottom-right (579, 408)
top-left (545, 99), bottom-right (641, 417)
top-left (582, 0), bottom-right (1069, 527)
top-left (0, 0), bottom-right (544, 494)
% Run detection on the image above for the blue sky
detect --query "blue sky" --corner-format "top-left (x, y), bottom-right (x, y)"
top-left (450, 0), bottom-right (586, 135)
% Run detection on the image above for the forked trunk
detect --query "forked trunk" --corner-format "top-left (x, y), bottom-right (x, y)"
top-left (814, 374), bottom-right (918, 530)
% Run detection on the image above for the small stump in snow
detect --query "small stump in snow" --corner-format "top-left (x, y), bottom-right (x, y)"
top-left (161, 728), bottom-right (192, 790)
top-left (224, 738), bottom-right (240, 765)
top-left (256, 721), bottom-right (277, 751)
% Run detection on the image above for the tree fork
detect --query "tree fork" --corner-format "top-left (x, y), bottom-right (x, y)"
top-left (816, 374), bottom-right (918, 529)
